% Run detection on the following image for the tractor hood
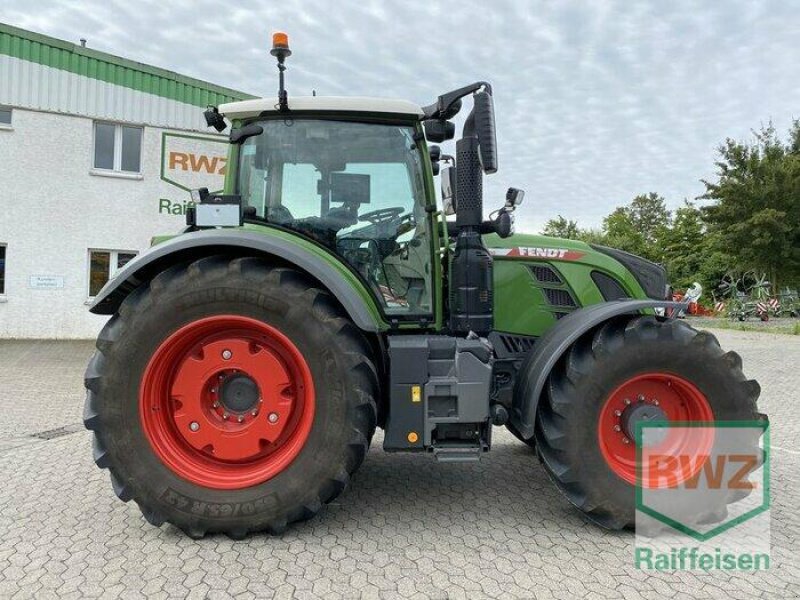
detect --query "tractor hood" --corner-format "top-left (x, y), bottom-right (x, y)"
top-left (483, 233), bottom-right (668, 302)
top-left (483, 233), bottom-right (592, 263)
top-left (481, 232), bottom-right (669, 337)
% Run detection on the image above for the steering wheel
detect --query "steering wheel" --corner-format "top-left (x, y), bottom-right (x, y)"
top-left (358, 207), bottom-right (404, 225)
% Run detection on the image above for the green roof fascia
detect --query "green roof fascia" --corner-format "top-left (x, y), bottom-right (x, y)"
top-left (0, 22), bottom-right (257, 107)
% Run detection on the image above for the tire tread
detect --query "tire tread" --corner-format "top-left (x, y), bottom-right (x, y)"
top-left (83, 256), bottom-right (378, 537)
top-left (533, 316), bottom-right (762, 530)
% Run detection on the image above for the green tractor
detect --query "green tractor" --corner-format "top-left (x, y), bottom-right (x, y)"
top-left (84, 35), bottom-right (764, 538)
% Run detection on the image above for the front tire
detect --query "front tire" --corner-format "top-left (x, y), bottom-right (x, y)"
top-left (532, 316), bottom-right (763, 530)
top-left (84, 256), bottom-right (378, 538)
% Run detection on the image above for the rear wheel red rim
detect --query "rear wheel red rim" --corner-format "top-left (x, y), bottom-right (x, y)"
top-left (597, 373), bottom-right (714, 486)
top-left (139, 315), bottom-right (315, 489)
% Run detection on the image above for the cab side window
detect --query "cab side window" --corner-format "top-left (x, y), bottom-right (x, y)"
top-left (237, 119), bottom-right (432, 315)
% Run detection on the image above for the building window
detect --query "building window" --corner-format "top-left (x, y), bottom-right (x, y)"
top-left (0, 107), bottom-right (11, 126)
top-left (0, 245), bottom-right (6, 295)
top-left (88, 250), bottom-right (137, 297)
top-left (93, 122), bottom-right (143, 173)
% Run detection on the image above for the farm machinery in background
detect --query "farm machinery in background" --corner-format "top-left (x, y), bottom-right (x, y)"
top-left (713, 271), bottom-right (799, 321)
top-left (671, 282), bottom-right (713, 317)
top-left (777, 288), bottom-right (800, 318)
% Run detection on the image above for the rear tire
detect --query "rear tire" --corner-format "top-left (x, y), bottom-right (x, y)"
top-left (532, 316), bottom-right (763, 530)
top-left (84, 256), bottom-right (378, 537)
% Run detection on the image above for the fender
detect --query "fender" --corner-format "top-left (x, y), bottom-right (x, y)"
top-left (509, 299), bottom-right (683, 439)
top-left (89, 229), bottom-right (386, 332)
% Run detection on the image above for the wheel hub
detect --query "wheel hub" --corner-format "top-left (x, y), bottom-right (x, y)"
top-left (620, 401), bottom-right (667, 445)
top-left (219, 373), bottom-right (261, 413)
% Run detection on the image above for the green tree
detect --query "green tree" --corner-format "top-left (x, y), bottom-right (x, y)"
top-left (576, 227), bottom-right (607, 245)
top-left (603, 207), bottom-right (647, 256)
top-left (628, 192), bottom-right (672, 245)
top-left (541, 216), bottom-right (608, 244)
top-left (660, 202), bottom-right (704, 289)
top-left (659, 202), bottom-right (727, 293)
top-left (602, 193), bottom-right (671, 262)
top-left (701, 121), bottom-right (800, 290)
top-left (542, 215), bottom-right (581, 239)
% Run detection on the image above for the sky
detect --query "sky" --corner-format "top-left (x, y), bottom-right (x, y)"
top-left (3, 0), bottom-right (799, 232)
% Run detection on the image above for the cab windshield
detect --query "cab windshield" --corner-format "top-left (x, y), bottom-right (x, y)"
top-left (237, 119), bottom-right (432, 315)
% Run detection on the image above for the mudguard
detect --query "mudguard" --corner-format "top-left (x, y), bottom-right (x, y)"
top-left (89, 229), bottom-right (386, 332)
top-left (509, 299), bottom-right (683, 439)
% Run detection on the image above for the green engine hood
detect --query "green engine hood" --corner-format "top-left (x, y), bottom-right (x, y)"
top-left (482, 233), bottom-right (653, 336)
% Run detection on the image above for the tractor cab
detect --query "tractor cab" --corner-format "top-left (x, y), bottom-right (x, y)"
top-left (194, 33), bottom-right (523, 332)
top-left (218, 98), bottom-right (436, 318)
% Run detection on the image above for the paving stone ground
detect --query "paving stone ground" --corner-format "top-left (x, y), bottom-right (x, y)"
top-left (0, 329), bottom-right (798, 599)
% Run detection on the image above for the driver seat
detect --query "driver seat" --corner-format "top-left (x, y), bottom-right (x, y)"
top-left (324, 203), bottom-right (359, 229)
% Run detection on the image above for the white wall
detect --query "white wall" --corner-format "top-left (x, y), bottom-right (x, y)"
top-left (0, 108), bottom-right (226, 338)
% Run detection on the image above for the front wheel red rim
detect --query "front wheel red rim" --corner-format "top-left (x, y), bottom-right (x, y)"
top-left (139, 315), bottom-right (315, 489)
top-left (597, 372), bottom-right (714, 486)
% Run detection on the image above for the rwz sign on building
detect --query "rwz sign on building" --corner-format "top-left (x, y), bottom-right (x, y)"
top-left (159, 132), bottom-right (228, 215)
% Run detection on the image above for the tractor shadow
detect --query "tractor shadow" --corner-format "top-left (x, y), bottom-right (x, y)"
top-left (155, 434), bottom-right (632, 542)
top-left (305, 433), bottom-right (625, 540)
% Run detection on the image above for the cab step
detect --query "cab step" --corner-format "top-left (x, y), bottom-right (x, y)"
top-left (432, 445), bottom-right (483, 463)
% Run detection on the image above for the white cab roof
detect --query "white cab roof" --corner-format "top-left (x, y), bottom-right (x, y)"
top-left (218, 96), bottom-right (424, 120)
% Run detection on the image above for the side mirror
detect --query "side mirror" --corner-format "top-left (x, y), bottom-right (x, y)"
top-left (505, 187), bottom-right (525, 208)
top-left (230, 123), bottom-right (264, 144)
top-left (424, 119), bottom-right (455, 143)
top-left (473, 91), bottom-right (498, 174)
top-left (441, 166), bottom-right (456, 216)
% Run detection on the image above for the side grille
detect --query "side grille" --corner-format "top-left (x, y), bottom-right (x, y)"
top-left (543, 288), bottom-right (577, 307)
top-left (525, 262), bottom-right (579, 320)
top-left (529, 265), bottom-right (563, 284)
top-left (591, 271), bottom-right (629, 301)
top-left (488, 332), bottom-right (537, 359)
top-left (498, 334), bottom-right (535, 355)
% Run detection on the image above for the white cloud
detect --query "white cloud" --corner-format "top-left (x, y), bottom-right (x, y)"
top-left (3, 0), bottom-right (798, 232)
